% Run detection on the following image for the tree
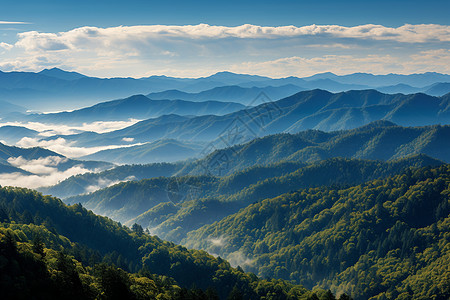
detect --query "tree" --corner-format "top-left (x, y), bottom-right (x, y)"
top-left (132, 223), bottom-right (144, 235)
top-left (338, 293), bottom-right (353, 300)
top-left (97, 263), bottom-right (133, 300)
top-left (227, 286), bottom-right (243, 300)
top-left (323, 290), bottom-right (336, 300)
top-left (32, 235), bottom-right (45, 257)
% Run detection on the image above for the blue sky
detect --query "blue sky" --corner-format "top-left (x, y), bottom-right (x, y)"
top-left (1, 0), bottom-right (449, 77)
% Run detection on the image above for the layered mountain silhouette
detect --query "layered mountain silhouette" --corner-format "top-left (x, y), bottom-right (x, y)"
top-left (37, 90), bottom-right (450, 151)
top-left (80, 139), bottom-right (204, 164)
top-left (63, 154), bottom-right (444, 241)
top-left (1, 68), bottom-right (449, 111)
top-left (41, 121), bottom-right (450, 199)
top-left (0, 126), bottom-right (39, 144)
top-left (147, 84), bottom-right (306, 105)
top-left (19, 94), bottom-right (245, 124)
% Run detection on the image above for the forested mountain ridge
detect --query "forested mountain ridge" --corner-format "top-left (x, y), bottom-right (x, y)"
top-left (181, 121), bottom-right (450, 176)
top-left (0, 185), bottom-right (334, 299)
top-left (184, 164), bottom-right (450, 300)
top-left (66, 155), bottom-right (444, 243)
top-left (40, 122), bottom-right (450, 199)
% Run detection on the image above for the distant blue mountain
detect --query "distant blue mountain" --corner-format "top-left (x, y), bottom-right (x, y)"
top-left (147, 84), bottom-right (305, 105)
top-left (0, 99), bottom-right (27, 115)
top-left (21, 94), bottom-right (245, 124)
top-left (38, 67), bottom-right (87, 80)
top-left (1, 68), bottom-right (448, 112)
top-left (424, 82), bottom-right (450, 96)
top-left (0, 126), bottom-right (39, 144)
top-left (198, 71), bottom-right (270, 85)
top-left (41, 90), bottom-right (450, 149)
top-left (81, 139), bottom-right (204, 164)
top-left (303, 72), bottom-right (450, 88)
top-left (376, 84), bottom-right (421, 94)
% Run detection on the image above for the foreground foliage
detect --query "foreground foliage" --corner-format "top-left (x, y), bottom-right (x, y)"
top-left (0, 185), bottom-right (336, 299)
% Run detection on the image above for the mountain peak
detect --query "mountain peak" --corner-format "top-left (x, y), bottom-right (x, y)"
top-left (38, 67), bottom-right (86, 81)
top-left (206, 71), bottom-right (270, 83)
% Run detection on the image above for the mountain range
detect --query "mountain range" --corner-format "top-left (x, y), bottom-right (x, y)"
top-left (33, 90), bottom-right (450, 156)
top-left (146, 84), bottom-right (306, 105)
top-left (39, 121), bottom-right (450, 198)
top-left (1, 67), bottom-right (450, 300)
top-left (52, 121), bottom-right (449, 245)
top-left (64, 154), bottom-right (443, 243)
top-left (1, 68), bottom-right (449, 111)
top-left (16, 94), bottom-right (245, 125)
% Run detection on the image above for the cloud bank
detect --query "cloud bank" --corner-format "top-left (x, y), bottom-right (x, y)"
top-left (16, 137), bottom-right (144, 158)
top-left (0, 119), bottom-right (140, 137)
top-left (13, 24), bottom-right (450, 53)
top-left (84, 176), bottom-right (136, 194)
top-left (1, 23), bottom-right (448, 77)
top-left (0, 156), bottom-right (91, 189)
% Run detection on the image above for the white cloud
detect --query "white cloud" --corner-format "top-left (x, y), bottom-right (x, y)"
top-left (208, 236), bottom-right (227, 247)
top-left (0, 119), bottom-right (140, 136)
top-left (122, 137), bottom-right (134, 142)
top-left (12, 24), bottom-right (450, 54)
top-left (0, 167), bottom-right (91, 189)
top-left (16, 137), bottom-right (144, 158)
top-left (1, 23), bottom-right (449, 77)
top-left (0, 42), bottom-right (13, 50)
top-left (226, 250), bottom-right (254, 268)
top-left (0, 21), bottom-right (30, 25)
top-left (229, 51), bottom-right (450, 77)
top-left (84, 175), bottom-right (136, 194)
top-left (7, 156), bottom-right (68, 175)
top-left (0, 155), bottom-right (91, 189)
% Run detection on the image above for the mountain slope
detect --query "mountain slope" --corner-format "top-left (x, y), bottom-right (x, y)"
top-left (184, 164), bottom-right (450, 300)
top-left (65, 155), bottom-right (444, 243)
top-left (424, 82), bottom-right (450, 96)
top-left (0, 99), bottom-right (27, 115)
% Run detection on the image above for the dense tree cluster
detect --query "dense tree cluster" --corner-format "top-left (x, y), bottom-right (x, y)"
top-left (185, 165), bottom-right (450, 299)
top-left (70, 155), bottom-right (443, 244)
